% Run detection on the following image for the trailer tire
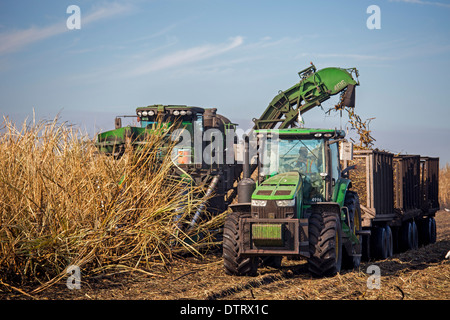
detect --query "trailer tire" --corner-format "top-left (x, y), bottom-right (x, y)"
top-left (308, 211), bottom-right (342, 277)
top-left (223, 212), bottom-right (257, 276)
top-left (418, 217), bottom-right (437, 246)
top-left (412, 220), bottom-right (419, 250)
top-left (386, 225), bottom-right (393, 258)
top-left (400, 220), bottom-right (417, 252)
top-left (371, 226), bottom-right (389, 259)
top-left (429, 217), bottom-right (437, 244)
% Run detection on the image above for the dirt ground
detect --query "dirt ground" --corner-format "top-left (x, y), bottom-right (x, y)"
top-left (2, 211), bottom-right (450, 300)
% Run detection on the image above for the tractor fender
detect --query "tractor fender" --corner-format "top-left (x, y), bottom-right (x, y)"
top-left (333, 178), bottom-right (352, 207)
top-left (229, 203), bottom-right (251, 213)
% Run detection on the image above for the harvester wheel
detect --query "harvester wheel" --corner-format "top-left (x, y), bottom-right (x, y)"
top-left (223, 212), bottom-right (257, 276)
top-left (308, 211), bottom-right (342, 277)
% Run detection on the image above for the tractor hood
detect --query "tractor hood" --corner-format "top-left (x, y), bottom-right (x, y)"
top-left (252, 172), bottom-right (301, 200)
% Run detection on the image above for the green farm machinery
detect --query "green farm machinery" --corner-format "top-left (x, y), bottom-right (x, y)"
top-left (95, 63), bottom-right (439, 277)
top-left (96, 105), bottom-right (242, 219)
top-left (223, 64), bottom-right (363, 276)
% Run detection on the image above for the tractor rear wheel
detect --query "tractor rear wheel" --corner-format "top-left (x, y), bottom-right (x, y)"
top-left (343, 191), bottom-right (362, 269)
top-left (308, 211), bottom-right (342, 277)
top-left (223, 212), bottom-right (257, 276)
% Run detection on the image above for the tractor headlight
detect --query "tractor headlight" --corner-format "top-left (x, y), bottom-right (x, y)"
top-left (251, 199), bottom-right (267, 207)
top-left (173, 110), bottom-right (180, 116)
top-left (276, 199), bottom-right (295, 207)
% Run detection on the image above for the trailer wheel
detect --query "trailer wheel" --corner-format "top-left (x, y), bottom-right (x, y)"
top-left (223, 212), bottom-right (257, 276)
top-left (429, 217), bottom-right (437, 244)
top-left (400, 220), bottom-right (418, 252)
top-left (400, 221), bottom-right (412, 252)
top-left (386, 225), bottom-right (393, 257)
top-left (371, 226), bottom-right (389, 259)
top-left (308, 211), bottom-right (342, 277)
top-left (412, 220), bottom-right (419, 250)
top-left (418, 217), bottom-right (437, 246)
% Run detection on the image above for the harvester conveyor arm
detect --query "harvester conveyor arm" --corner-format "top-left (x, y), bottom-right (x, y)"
top-left (253, 63), bottom-right (359, 130)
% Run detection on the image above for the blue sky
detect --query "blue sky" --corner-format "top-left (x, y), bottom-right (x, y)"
top-left (0, 0), bottom-right (449, 165)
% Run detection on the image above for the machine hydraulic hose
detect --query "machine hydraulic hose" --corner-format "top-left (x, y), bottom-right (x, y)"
top-left (189, 175), bottom-right (221, 228)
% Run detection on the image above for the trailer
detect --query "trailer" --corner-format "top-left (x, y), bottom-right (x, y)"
top-left (344, 150), bottom-right (439, 261)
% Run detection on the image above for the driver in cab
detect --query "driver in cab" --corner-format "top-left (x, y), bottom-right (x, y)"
top-left (296, 147), bottom-right (313, 174)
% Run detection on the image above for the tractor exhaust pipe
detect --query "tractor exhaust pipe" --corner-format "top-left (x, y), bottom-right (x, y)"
top-left (238, 135), bottom-right (256, 203)
top-left (243, 134), bottom-right (251, 179)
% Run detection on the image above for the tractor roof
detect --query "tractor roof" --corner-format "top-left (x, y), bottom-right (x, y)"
top-left (255, 127), bottom-right (346, 139)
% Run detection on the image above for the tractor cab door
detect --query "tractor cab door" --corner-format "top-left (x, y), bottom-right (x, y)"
top-left (329, 143), bottom-right (341, 189)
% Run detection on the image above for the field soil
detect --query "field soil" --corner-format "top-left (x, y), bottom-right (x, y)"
top-left (3, 211), bottom-right (449, 300)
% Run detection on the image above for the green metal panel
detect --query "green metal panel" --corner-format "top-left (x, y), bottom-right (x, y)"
top-left (333, 178), bottom-right (351, 207)
top-left (252, 172), bottom-right (300, 200)
top-left (254, 64), bottom-right (359, 129)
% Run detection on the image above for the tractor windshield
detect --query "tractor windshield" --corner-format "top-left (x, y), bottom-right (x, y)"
top-left (260, 137), bottom-right (326, 201)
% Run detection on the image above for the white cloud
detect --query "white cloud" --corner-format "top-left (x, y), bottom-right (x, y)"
top-left (390, 0), bottom-right (450, 8)
top-left (127, 36), bottom-right (244, 77)
top-left (0, 2), bottom-right (133, 55)
top-left (66, 36), bottom-right (244, 82)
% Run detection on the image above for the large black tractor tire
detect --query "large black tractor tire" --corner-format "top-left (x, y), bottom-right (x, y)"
top-left (308, 211), bottom-right (342, 277)
top-left (223, 212), bottom-right (257, 276)
top-left (343, 191), bottom-right (362, 269)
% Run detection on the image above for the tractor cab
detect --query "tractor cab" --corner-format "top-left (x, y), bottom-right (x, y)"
top-left (254, 128), bottom-right (346, 215)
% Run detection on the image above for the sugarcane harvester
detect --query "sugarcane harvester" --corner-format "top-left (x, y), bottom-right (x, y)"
top-left (96, 105), bottom-right (242, 226)
top-left (223, 63), bottom-right (365, 277)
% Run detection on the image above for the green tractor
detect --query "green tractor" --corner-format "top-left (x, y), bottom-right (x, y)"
top-left (223, 63), bottom-right (366, 277)
top-left (223, 128), bottom-right (366, 277)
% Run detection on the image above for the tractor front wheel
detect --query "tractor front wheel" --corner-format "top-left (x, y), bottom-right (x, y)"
top-left (308, 211), bottom-right (342, 277)
top-left (223, 212), bottom-right (257, 276)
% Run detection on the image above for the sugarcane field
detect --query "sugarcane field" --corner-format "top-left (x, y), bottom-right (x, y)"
top-left (1, 1), bottom-right (449, 307)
